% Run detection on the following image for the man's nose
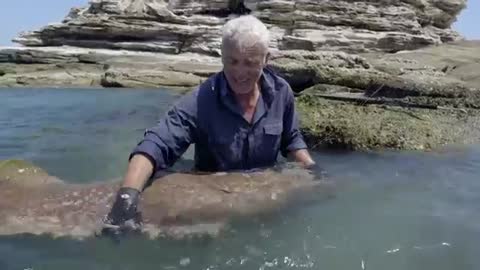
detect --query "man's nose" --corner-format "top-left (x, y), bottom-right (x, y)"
top-left (232, 66), bottom-right (248, 75)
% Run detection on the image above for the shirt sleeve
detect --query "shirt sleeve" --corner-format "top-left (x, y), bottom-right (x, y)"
top-left (281, 85), bottom-right (308, 157)
top-left (129, 90), bottom-right (197, 172)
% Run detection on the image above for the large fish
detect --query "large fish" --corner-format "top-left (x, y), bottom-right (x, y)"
top-left (0, 160), bottom-right (333, 240)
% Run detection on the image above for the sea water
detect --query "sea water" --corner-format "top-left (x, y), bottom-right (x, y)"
top-left (0, 87), bottom-right (479, 270)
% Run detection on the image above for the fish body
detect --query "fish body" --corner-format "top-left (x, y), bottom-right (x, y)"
top-left (0, 160), bottom-right (332, 239)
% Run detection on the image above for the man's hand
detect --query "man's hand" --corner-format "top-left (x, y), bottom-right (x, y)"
top-left (288, 149), bottom-right (315, 168)
top-left (304, 161), bottom-right (328, 180)
top-left (99, 154), bottom-right (154, 240)
top-left (101, 187), bottom-right (143, 237)
top-left (286, 150), bottom-right (327, 180)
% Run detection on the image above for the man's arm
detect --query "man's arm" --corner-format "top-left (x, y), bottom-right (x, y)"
top-left (102, 92), bottom-right (198, 233)
top-left (280, 85), bottom-right (315, 167)
top-left (288, 149), bottom-right (315, 168)
top-left (121, 154), bottom-right (154, 191)
top-left (123, 91), bottom-right (198, 190)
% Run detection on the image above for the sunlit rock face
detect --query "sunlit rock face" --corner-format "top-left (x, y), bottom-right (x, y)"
top-left (13, 0), bottom-right (466, 54)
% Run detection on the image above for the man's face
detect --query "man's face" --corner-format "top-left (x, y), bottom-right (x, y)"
top-left (222, 43), bottom-right (268, 95)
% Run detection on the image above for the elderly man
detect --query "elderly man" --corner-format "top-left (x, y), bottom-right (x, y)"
top-left (103, 15), bottom-right (316, 232)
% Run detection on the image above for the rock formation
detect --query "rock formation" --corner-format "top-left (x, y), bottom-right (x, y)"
top-left (13, 0), bottom-right (466, 54)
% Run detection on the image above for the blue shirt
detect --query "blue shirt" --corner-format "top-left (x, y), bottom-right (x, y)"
top-left (130, 67), bottom-right (308, 173)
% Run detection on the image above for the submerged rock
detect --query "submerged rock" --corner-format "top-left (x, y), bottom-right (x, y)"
top-left (0, 160), bottom-right (332, 240)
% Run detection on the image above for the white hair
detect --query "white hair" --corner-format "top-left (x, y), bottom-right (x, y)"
top-left (221, 15), bottom-right (270, 55)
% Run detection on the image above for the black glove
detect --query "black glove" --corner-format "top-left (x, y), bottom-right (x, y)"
top-left (305, 162), bottom-right (328, 180)
top-left (101, 187), bottom-right (143, 237)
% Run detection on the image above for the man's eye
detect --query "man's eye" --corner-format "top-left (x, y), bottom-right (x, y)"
top-left (246, 60), bottom-right (262, 68)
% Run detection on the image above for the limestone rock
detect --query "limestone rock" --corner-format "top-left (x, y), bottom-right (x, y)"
top-left (101, 67), bottom-right (204, 88)
top-left (0, 46), bottom-right (222, 89)
top-left (270, 43), bottom-right (480, 108)
top-left (12, 0), bottom-right (466, 54)
top-left (88, 0), bottom-right (169, 15)
top-left (168, 0), bottom-right (229, 15)
top-left (362, 40), bottom-right (480, 89)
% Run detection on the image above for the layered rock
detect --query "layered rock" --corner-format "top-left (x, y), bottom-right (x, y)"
top-left (13, 0), bottom-right (466, 54)
top-left (269, 42), bottom-right (480, 150)
top-left (0, 46), bottom-right (221, 88)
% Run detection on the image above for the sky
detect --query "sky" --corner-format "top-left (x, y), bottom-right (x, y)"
top-left (0, 0), bottom-right (478, 46)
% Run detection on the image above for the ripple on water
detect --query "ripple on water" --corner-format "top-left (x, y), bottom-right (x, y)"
top-left (0, 88), bottom-right (480, 269)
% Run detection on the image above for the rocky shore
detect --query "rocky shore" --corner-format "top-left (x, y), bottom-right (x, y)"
top-left (1, 0), bottom-right (479, 151)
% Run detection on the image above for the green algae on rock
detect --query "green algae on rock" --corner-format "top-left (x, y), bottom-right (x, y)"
top-left (265, 44), bottom-right (480, 151)
top-left (295, 88), bottom-right (478, 151)
top-left (0, 159), bottom-right (62, 187)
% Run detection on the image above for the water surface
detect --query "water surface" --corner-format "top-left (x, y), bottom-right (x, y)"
top-left (0, 88), bottom-right (479, 270)
top-left (0, 87), bottom-right (186, 182)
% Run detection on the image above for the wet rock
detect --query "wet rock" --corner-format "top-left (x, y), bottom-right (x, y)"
top-left (295, 85), bottom-right (480, 151)
top-left (0, 159), bottom-right (62, 187)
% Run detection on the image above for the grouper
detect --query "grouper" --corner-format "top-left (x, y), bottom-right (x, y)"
top-left (0, 159), bottom-right (333, 240)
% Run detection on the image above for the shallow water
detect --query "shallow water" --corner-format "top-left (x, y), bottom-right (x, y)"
top-left (0, 87), bottom-right (187, 182)
top-left (1, 88), bottom-right (479, 270)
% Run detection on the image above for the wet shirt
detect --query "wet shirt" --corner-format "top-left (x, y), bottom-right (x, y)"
top-left (130, 67), bottom-right (308, 173)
